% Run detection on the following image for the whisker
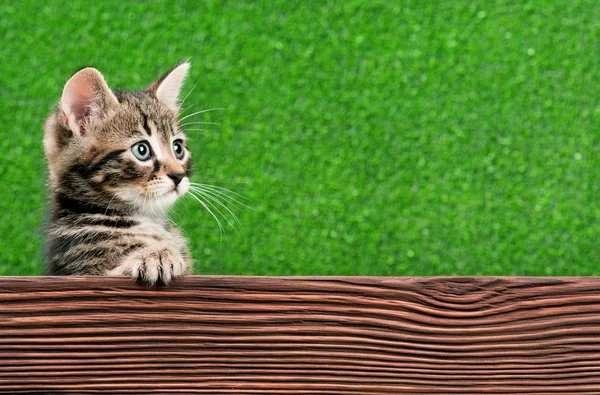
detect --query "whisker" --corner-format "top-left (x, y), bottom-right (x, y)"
top-left (193, 189), bottom-right (245, 237)
top-left (179, 102), bottom-right (199, 116)
top-left (190, 185), bottom-right (253, 211)
top-left (183, 195), bottom-right (223, 247)
top-left (190, 182), bottom-right (250, 201)
top-left (190, 179), bottom-right (250, 185)
top-left (191, 187), bottom-right (246, 222)
top-left (171, 201), bottom-right (193, 240)
top-left (192, 189), bottom-right (240, 235)
top-left (179, 121), bottom-right (220, 127)
top-left (191, 190), bottom-right (248, 214)
top-left (149, 190), bottom-right (160, 219)
top-left (179, 108), bottom-right (226, 122)
top-left (187, 191), bottom-right (225, 236)
top-left (161, 193), bottom-right (175, 222)
top-left (179, 81), bottom-right (199, 108)
top-left (104, 192), bottom-right (120, 215)
top-left (133, 186), bottom-right (149, 215)
top-left (141, 187), bottom-right (149, 217)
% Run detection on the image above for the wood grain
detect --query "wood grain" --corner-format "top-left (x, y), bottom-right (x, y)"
top-left (1, 276), bottom-right (600, 394)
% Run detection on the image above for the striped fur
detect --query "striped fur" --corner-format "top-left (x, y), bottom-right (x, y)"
top-left (44, 63), bottom-right (194, 285)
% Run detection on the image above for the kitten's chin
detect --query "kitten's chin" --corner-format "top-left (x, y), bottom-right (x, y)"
top-left (142, 178), bottom-right (190, 216)
top-left (154, 176), bottom-right (189, 209)
top-left (134, 192), bottom-right (178, 217)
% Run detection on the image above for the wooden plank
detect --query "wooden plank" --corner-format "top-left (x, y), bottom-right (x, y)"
top-left (0, 276), bottom-right (600, 394)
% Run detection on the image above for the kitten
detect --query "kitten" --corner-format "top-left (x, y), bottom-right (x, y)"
top-left (44, 62), bottom-right (194, 285)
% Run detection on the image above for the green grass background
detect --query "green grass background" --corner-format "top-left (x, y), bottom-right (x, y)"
top-left (0, 1), bottom-right (598, 276)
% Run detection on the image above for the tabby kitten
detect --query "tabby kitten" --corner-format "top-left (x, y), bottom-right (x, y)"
top-left (44, 62), bottom-right (194, 285)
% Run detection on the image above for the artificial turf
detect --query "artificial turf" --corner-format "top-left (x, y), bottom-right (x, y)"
top-left (0, 1), bottom-right (598, 276)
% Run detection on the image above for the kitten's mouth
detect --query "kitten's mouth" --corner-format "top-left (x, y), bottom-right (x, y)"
top-left (138, 178), bottom-right (189, 211)
top-left (159, 187), bottom-right (180, 198)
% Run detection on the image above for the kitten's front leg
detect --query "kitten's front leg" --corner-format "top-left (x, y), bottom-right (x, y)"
top-left (108, 247), bottom-right (190, 285)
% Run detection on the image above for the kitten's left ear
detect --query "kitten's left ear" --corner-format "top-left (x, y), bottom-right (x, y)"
top-left (148, 62), bottom-right (190, 111)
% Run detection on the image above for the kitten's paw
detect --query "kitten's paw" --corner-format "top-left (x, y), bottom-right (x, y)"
top-left (109, 248), bottom-right (188, 285)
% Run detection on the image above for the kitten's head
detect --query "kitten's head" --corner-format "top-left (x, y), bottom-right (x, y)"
top-left (44, 63), bottom-right (192, 216)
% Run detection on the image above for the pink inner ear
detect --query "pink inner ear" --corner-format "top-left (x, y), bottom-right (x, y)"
top-left (72, 99), bottom-right (92, 127)
top-left (67, 99), bottom-right (91, 136)
top-left (69, 84), bottom-right (95, 134)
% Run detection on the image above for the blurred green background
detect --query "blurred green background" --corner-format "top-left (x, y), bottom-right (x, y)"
top-left (0, 1), bottom-right (598, 276)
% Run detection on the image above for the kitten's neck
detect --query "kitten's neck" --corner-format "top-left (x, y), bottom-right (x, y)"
top-left (53, 193), bottom-right (128, 219)
top-left (53, 193), bottom-right (169, 225)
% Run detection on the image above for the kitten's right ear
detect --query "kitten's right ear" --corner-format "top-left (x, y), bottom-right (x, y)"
top-left (148, 62), bottom-right (190, 111)
top-left (60, 68), bottom-right (118, 136)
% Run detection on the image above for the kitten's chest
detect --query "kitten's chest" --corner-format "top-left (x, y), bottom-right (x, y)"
top-left (129, 216), bottom-right (185, 246)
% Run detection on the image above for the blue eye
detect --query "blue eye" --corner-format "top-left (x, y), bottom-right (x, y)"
top-left (131, 141), bottom-right (152, 161)
top-left (173, 140), bottom-right (185, 160)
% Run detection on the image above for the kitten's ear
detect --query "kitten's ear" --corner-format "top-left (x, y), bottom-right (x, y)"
top-left (148, 62), bottom-right (190, 111)
top-left (60, 67), bottom-right (118, 136)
